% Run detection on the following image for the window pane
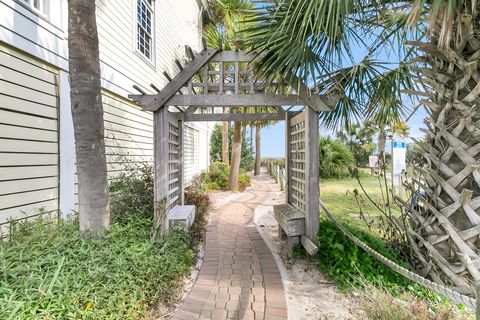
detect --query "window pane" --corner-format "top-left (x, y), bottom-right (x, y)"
top-left (136, 0), bottom-right (153, 61)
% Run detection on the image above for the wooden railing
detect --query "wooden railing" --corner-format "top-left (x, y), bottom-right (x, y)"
top-left (266, 162), bottom-right (286, 191)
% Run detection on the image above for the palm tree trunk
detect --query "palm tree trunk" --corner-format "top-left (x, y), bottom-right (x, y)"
top-left (409, 7), bottom-right (480, 291)
top-left (250, 123), bottom-right (254, 154)
top-left (254, 122), bottom-right (261, 176)
top-left (228, 121), bottom-right (242, 191)
top-left (68, 0), bottom-right (109, 233)
top-left (378, 129), bottom-right (387, 159)
top-left (222, 121), bottom-right (229, 165)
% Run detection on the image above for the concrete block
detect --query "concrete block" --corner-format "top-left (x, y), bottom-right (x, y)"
top-left (168, 205), bottom-right (195, 231)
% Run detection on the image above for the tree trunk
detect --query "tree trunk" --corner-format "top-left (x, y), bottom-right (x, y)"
top-left (377, 129), bottom-right (387, 158)
top-left (68, 0), bottom-right (109, 234)
top-left (222, 121), bottom-right (229, 165)
top-left (250, 123), bottom-right (254, 154)
top-left (408, 5), bottom-right (480, 293)
top-left (254, 122), bottom-right (261, 176)
top-left (228, 121), bottom-right (242, 191)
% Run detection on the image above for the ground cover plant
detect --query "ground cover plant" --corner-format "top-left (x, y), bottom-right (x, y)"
top-left (0, 162), bottom-right (202, 319)
top-left (0, 218), bottom-right (193, 319)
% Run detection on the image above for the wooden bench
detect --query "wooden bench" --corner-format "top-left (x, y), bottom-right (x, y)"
top-left (274, 204), bottom-right (305, 257)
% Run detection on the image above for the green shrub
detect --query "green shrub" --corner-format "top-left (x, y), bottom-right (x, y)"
top-left (0, 218), bottom-right (192, 319)
top-left (319, 137), bottom-right (355, 179)
top-left (184, 187), bottom-right (212, 246)
top-left (317, 219), bottom-right (431, 298)
top-left (201, 162), bottom-right (251, 191)
top-left (109, 162), bottom-right (154, 224)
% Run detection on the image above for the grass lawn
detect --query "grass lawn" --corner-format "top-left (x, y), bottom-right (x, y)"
top-left (320, 174), bottom-right (399, 231)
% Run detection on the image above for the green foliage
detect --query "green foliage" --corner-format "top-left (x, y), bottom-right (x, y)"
top-left (109, 162), bottom-right (154, 224)
top-left (319, 137), bottom-right (355, 179)
top-left (317, 219), bottom-right (433, 299)
top-left (200, 162), bottom-right (251, 191)
top-left (184, 187), bottom-right (212, 246)
top-left (0, 218), bottom-right (193, 319)
top-left (209, 124), bottom-right (255, 171)
top-left (336, 124), bottom-right (377, 166)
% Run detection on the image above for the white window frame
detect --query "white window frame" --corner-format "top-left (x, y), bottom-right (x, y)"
top-left (22, 0), bottom-right (49, 17)
top-left (135, 0), bottom-right (155, 64)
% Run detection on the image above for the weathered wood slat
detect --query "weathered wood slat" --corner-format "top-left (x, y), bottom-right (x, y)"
top-left (129, 49), bottom-right (218, 111)
top-left (274, 204), bottom-right (305, 236)
top-left (167, 94), bottom-right (313, 106)
top-left (184, 112), bottom-right (284, 122)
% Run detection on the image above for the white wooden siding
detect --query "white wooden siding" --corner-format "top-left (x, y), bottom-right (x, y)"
top-left (103, 91), bottom-right (154, 179)
top-left (0, 44), bottom-right (59, 226)
top-left (184, 125), bottom-right (197, 186)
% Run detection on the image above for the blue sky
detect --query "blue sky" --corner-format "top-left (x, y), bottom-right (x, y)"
top-left (257, 26), bottom-right (428, 158)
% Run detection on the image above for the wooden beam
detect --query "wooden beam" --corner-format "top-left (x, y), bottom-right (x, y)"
top-left (210, 50), bottom-right (254, 62)
top-left (167, 94), bottom-right (314, 106)
top-left (285, 74), bottom-right (332, 112)
top-left (129, 49), bottom-right (218, 111)
top-left (304, 106), bottom-right (320, 244)
top-left (184, 112), bottom-right (284, 122)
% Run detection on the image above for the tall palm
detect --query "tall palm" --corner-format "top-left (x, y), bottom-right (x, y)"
top-left (248, 1), bottom-right (480, 291)
top-left (205, 0), bottom-right (253, 191)
top-left (68, 0), bottom-right (109, 234)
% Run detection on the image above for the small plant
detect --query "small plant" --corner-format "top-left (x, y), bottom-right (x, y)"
top-left (109, 162), bottom-right (154, 224)
top-left (184, 186), bottom-right (212, 247)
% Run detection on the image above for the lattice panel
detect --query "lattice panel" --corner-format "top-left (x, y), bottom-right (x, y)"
top-left (168, 121), bottom-right (180, 210)
top-left (289, 115), bottom-right (306, 213)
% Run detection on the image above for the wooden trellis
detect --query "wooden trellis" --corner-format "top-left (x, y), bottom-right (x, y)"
top-left (130, 49), bottom-right (336, 250)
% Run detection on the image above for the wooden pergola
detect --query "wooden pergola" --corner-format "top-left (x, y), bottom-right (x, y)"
top-left (129, 49), bottom-right (338, 253)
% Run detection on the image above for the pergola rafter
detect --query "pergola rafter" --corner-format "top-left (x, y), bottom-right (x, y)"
top-left (129, 50), bottom-right (338, 116)
top-left (129, 49), bottom-right (335, 255)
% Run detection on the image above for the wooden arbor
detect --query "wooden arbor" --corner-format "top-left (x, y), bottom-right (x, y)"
top-left (129, 49), bottom-right (336, 250)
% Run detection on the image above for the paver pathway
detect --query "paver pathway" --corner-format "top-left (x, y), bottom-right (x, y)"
top-left (172, 172), bottom-right (288, 320)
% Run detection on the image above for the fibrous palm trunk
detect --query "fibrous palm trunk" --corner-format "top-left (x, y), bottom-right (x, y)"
top-left (222, 120), bottom-right (229, 165)
top-left (68, 0), bottom-right (109, 233)
top-left (407, 5), bottom-right (480, 294)
top-left (228, 121), bottom-right (242, 191)
top-left (254, 122), bottom-right (261, 176)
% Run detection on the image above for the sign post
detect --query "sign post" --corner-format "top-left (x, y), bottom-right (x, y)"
top-left (391, 140), bottom-right (406, 196)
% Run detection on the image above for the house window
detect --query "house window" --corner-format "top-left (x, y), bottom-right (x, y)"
top-left (136, 0), bottom-right (153, 61)
top-left (23, 0), bottom-right (49, 16)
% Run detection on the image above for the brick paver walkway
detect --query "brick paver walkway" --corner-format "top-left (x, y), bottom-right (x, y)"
top-left (172, 172), bottom-right (288, 320)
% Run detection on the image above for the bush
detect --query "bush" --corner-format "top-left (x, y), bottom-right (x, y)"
top-left (319, 137), bottom-right (355, 179)
top-left (201, 162), bottom-right (251, 191)
top-left (109, 163), bottom-right (154, 224)
top-left (317, 219), bottom-right (430, 297)
top-left (184, 187), bottom-right (212, 246)
top-left (0, 218), bottom-right (193, 319)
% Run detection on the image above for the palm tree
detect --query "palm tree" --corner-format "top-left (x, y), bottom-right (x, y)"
top-left (205, 0), bottom-right (253, 191)
top-left (68, 0), bottom-right (109, 234)
top-left (248, 1), bottom-right (480, 291)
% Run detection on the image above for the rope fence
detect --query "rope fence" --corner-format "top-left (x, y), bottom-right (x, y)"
top-left (265, 162), bottom-right (478, 311)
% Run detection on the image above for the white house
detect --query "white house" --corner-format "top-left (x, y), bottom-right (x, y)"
top-left (0, 0), bottom-right (214, 232)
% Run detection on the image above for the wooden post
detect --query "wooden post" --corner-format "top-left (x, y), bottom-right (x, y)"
top-left (304, 106), bottom-right (320, 244)
top-left (154, 107), bottom-right (170, 238)
top-left (284, 111), bottom-right (292, 204)
top-left (154, 107), bottom-right (168, 204)
top-left (178, 114), bottom-right (185, 205)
